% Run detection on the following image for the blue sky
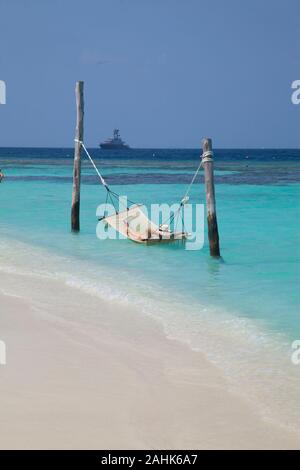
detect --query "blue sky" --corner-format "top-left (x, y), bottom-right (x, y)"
top-left (0, 0), bottom-right (299, 148)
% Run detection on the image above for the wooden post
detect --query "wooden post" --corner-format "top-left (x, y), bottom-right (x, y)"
top-left (202, 138), bottom-right (220, 257)
top-left (71, 81), bottom-right (84, 232)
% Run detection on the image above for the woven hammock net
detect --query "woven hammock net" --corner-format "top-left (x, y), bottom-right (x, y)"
top-left (102, 204), bottom-right (187, 244)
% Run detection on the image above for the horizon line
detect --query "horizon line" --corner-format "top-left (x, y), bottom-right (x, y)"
top-left (0, 146), bottom-right (299, 151)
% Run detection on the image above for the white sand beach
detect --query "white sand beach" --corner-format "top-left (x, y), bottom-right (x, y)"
top-left (0, 269), bottom-right (299, 450)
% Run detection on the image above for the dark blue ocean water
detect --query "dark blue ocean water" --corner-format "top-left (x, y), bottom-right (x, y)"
top-left (1, 147), bottom-right (300, 186)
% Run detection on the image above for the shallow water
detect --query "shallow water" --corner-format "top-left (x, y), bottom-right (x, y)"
top-left (0, 147), bottom-right (300, 430)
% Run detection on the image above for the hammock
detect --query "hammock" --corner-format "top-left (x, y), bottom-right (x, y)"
top-left (103, 204), bottom-right (187, 244)
top-left (76, 140), bottom-right (205, 244)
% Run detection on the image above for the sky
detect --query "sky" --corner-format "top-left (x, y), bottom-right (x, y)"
top-left (0, 0), bottom-right (299, 148)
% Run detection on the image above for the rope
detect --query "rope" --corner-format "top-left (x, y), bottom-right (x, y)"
top-left (75, 139), bottom-right (141, 215)
top-left (179, 149), bottom-right (213, 203)
top-left (202, 150), bottom-right (214, 159)
top-left (181, 160), bottom-right (203, 203)
top-left (75, 139), bottom-right (108, 189)
top-left (161, 152), bottom-right (209, 228)
top-left (76, 139), bottom-right (209, 233)
top-left (202, 150), bottom-right (214, 164)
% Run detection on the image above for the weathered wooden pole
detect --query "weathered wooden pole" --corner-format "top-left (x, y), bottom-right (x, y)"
top-left (71, 81), bottom-right (84, 232)
top-left (202, 138), bottom-right (220, 257)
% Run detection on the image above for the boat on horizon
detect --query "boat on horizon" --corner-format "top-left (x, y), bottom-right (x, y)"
top-left (99, 129), bottom-right (130, 150)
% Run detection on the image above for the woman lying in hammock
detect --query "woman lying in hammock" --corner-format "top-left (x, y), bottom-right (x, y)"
top-left (124, 221), bottom-right (180, 244)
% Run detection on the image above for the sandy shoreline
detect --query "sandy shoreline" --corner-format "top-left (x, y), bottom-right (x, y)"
top-left (0, 270), bottom-right (299, 449)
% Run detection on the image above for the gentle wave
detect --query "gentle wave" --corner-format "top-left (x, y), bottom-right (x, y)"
top-left (0, 235), bottom-right (300, 434)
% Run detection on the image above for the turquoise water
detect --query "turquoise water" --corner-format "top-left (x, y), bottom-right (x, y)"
top-left (0, 147), bottom-right (300, 427)
top-left (1, 148), bottom-right (299, 338)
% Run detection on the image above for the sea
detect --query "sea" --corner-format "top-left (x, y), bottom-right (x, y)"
top-left (0, 147), bottom-right (300, 431)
